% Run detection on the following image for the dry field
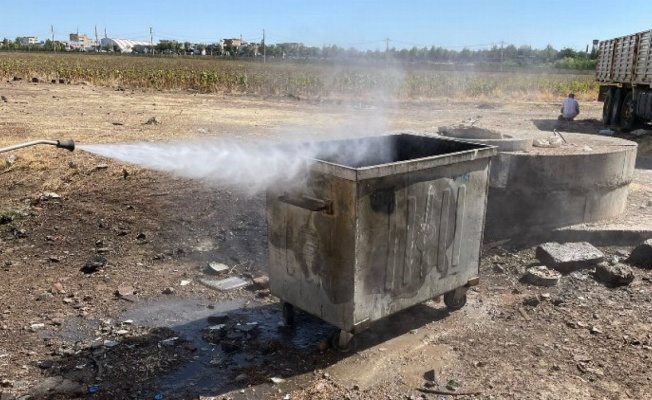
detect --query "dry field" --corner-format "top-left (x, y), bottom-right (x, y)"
top-left (1, 57), bottom-right (652, 400)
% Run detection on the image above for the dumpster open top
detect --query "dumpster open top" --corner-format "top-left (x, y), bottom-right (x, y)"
top-left (301, 134), bottom-right (497, 180)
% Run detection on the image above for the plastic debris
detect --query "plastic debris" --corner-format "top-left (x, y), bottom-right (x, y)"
top-left (199, 276), bottom-right (249, 291)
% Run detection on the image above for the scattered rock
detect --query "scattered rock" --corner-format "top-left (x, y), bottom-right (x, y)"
top-left (424, 369), bottom-right (437, 383)
top-left (39, 192), bottom-right (61, 202)
top-left (533, 136), bottom-right (563, 148)
top-left (180, 279), bottom-right (191, 286)
top-left (493, 264), bottom-right (506, 273)
top-left (6, 154), bottom-right (16, 166)
top-left (31, 77), bottom-right (39, 83)
top-left (595, 262), bottom-right (634, 286)
top-left (37, 360), bottom-right (54, 369)
top-left (162, 287), bottom-right (175, 295)
top-left (144, 116), bottom-right (161, 125)
top-left (628, 239), bottom-right (652, 268)
top-left (569, 271), bottom-right (588, 280)
top-left (536, 242), bottom-right (604, 273)
top-left (207, 313), bottom-right (229, 325)
top-left (252, 275), bottom-right (269, 289)
top-left (80, 255), bottom-right (108, 274)
top-left (446, 379), bottom-right (461, 392)
top-left (115, 285), bottom-right (135, 297)
top-left (30, 323), bottom-right (45, 331)
top-left (1, 95), bottom-right (7, 103)
top-left (523, 295), bottom-right (541, 307)
top-left (29, 377), bottom-right (83, 397)
top-left (36, 292), bottom-right (54, 301)
top-left (207, 262), bottom-right (229, 274)
top-left (615, 249), bottom-right (630, 258)
top-left (590, 326), bottom-right (603, 335)
top-left (524, 265), bottom-right (561, 286)
top-left (95, 163), bottom-right (109, 170)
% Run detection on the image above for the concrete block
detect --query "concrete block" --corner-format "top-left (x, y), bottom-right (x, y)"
top-left (536, 242), bottom-right (604, 273)
top-left (628, 239), bottom-right (652, 269)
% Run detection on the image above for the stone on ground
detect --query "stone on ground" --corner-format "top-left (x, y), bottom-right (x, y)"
top-left (536, 242), bottom-right (604, 273)
top-left (524, 265), bottom-right (561, 286)
top-left (595, 262), bottom-right (634, 286)
top-left (628, 239), bottom-right (652, 269)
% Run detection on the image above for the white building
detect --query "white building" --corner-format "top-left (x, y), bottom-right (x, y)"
top-left (100, 38), bottom-right (151, 53)
top-left (18, 37), bottom-right (39, 45)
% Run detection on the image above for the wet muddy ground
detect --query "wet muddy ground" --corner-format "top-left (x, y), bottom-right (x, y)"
top-left (1, 80), bottom-right (652, 399)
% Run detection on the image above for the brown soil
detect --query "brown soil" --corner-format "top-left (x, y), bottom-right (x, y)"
top-left (1, 80), bottom-right (652, 400)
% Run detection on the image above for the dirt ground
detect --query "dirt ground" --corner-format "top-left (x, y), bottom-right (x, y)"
top-left (1, 80), bottom-right (652, 400)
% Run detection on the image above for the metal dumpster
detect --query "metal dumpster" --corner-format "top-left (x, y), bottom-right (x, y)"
top-left (266, 133), bottom-right (497, 349)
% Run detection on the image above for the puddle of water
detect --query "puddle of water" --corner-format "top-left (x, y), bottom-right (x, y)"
top-left (120, 298), bottom-right (335, 398)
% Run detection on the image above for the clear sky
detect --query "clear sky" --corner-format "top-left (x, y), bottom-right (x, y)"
top-left (1, 0), bottom-right (651, 51)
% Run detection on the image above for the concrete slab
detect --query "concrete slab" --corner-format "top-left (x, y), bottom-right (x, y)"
top-left (536, 242), bottom-right (604, 273)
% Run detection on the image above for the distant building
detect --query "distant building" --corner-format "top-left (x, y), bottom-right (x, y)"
top-left (69, 33), bottom-right (91, 45)
top-left (68, 33), bottom-right (92, 51)
top-left (100, 37), bottom-right (152, 53)
top-left (222, 38), bottom-right (245, 48)
top-left (18, 37), bottom-right (38, 45)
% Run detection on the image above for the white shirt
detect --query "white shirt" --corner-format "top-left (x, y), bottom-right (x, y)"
top-left (561, 97), bottom-right (580, 119)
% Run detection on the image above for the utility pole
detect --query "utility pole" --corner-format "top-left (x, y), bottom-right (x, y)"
top-left (262, 29), bottom-right (266, 63)
top-left (500, 41), bottom-right (504, 72)
top-left (95, 26), bottom-right (98, 51)
top-left (150, 27), bottom-right (154, 55)
top-left (51, 25), bottom-right (55, 53)
top-left (385, 38), bottom-right (390, 64)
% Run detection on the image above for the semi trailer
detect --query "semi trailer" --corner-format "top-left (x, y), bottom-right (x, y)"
top-left (597, 29), bottom-right (652, 130)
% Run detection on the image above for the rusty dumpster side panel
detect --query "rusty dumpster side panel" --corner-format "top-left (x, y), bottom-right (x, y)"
top-left (267, 170), bottom-right (358, 331)
top-left (353, 158), bottom-right (491, 328)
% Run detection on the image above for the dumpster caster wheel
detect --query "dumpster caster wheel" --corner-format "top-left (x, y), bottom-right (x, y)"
top-left (281, 302), bottom-right (295, 326)
top-left (444, 289), bottom-right (467, 311)
top-left (331, 330), bottom-right (356, 353)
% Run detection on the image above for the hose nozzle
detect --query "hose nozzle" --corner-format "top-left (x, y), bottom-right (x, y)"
top-left (56, 139), bottom-right (75, 151)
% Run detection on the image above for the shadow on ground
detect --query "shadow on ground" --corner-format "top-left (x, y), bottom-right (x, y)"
top-left (30, 297), bottom-right (451, 399)
top-left (531, 118), bottom-right (605, 134)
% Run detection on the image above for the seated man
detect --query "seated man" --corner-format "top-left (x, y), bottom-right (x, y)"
top-left (559, 93), bottom-right (580, 121)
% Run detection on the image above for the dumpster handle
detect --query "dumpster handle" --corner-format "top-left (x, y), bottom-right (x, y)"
top-left (278, 193), bottom-right (332, 214)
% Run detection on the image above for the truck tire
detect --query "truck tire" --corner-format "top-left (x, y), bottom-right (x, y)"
top-left (602, 87), bottom-right (615, 125)
top-left (610, 88), bottom-right (623, 125)
top-left (620, 91), bottom-right (638, 131)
